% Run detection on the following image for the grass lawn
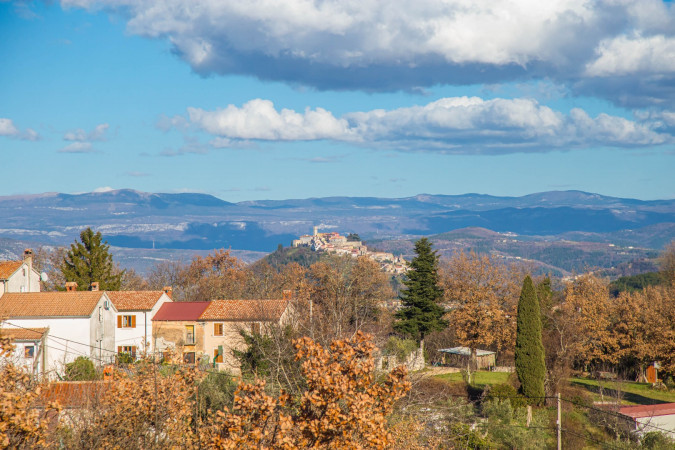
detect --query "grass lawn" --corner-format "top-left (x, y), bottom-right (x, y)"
top-left (434, 371), bottom-right (511, 388)
top-left (571, 377), bottom-right (675, 405)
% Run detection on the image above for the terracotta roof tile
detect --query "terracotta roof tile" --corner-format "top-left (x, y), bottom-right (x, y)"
top-left (107, 291), bottom-right (166, 311)
top-left (199, 299), bottom-right (290, 322)
top-left (619, 402), bottom-right (675, 419)
top-left (38, 381), bottom-right (108, 409)
top-left (0, 261), bottom-right (22, 279)
top-left (0, 327), bottom-right (48, 340)
top-left (0, 292), bottom-right (107, 317)
top-left (153, 302), bottom-right (210, 321)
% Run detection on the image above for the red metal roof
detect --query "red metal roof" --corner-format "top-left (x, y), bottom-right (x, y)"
top-left (619, 403), bottom-right (675, 419)
top-left (152, 301), bottom-right (210, 321)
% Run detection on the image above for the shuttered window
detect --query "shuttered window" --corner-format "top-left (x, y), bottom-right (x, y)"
top-left (118, 315), bottom-right (136, 328)
top-left (214, 323), bottom-right (224, 336)
top-left (214, 348), bottom-right (223, 363)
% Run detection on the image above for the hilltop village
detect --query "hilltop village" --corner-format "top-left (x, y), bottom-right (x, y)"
top-left (292, 227), bottom-right (409, 274)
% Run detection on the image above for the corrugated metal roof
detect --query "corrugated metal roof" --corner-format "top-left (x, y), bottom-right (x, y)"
top-left (0, 261), bottom-right (22, 280)
top-left (152, 301), bottom-right (210, 321)
top-left (0, 292), bottom-right (107, 317)
top-left (107, 291), bottom-right (166, 311)
top-left (200, 299), bottom-right (290, 322)
top-left (619, 402), bottom-right (675, 419)
top-left (438, 347), bottom-right (496, 356)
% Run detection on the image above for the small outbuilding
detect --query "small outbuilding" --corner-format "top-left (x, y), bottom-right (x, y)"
top-left (438, 346), bottom-right (496, 370)
top-left (618, 403), bottom-right (675, 438)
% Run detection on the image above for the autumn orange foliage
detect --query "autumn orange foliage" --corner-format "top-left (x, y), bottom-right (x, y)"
top-left (203, 331), bottom-right (410, 449)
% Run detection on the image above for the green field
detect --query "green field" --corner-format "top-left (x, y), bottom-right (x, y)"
top-left (571, 378), bottom-right (675, 405)
top-left (433, 370), bottom-right (511, 387)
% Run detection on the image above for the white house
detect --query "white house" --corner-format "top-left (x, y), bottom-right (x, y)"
top-left (0, 249), bottom-right (41, 296)
top-left (0, 288), bottom-right (117, 378)
top-left (619, 403), bottom-right (675, 438)
top-left (106, 287), bottom-right (173, 358)
top-left (0, 326), bottom-right (48, 377)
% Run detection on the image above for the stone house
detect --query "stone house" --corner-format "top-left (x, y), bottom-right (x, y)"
top-left (152, 296), bottom-right (293, 374)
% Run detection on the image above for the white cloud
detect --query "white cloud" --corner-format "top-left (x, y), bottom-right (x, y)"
top-left (187, 99), bottom-right (350, 141)
top-left (586, 34), bottom-right (675, 77)
top-left (0, 118), bottom-right (40, 141)
top-left (179, 97), bottom-right (671, 153)
top-left (59, 142), bottom-right (95, 153)
top-left (64, 123), bottom-right (110, 141)
top-left (59, 0), bottom-right (675, 105)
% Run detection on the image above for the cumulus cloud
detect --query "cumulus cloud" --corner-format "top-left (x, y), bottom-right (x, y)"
top-left (0, 118), bottom-right (40, 141)
top-left (60, 0), bottom-right (675, 105)
top-left (59, 142), bottom-right (96, 153)
top-left (179, 97), bottom-right (672, 154)
top-left (64, 123), bottom-right (110, 141)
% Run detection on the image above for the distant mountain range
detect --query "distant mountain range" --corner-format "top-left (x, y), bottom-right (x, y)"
top-left (0, 189), bottom-right (673, 275)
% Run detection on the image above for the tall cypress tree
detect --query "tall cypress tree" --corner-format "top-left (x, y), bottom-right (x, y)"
top-left (515, 275), bottom-right (546, 404)
top-left (60, 228), bottom-right (123, 290)
top-left (393, 238), bottom-right (447, 349)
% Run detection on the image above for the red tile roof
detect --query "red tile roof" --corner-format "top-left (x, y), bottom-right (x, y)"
top-left (107, 291), bottom-right (166, 311)
top-left (0, 261), bottom-right (22, 280)
top-left (0, 327), bottom-right (48, 341)
top-left (152, 302), bottom-right (210, 321)
top-left (620, 403), bottom-right (675, 419)
top-left (0, 292), bottom-right (107, 317)
top-left (200, 299), bottom-right (290, 322)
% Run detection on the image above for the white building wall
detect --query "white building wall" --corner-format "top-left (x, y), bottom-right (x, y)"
top-left (4, 318), bottom-right (93, 378)
top-left (114, 293), bottom-right (172, 355)
top-left (3, 339), bottom-right (46, 376)
top-left (636, 415), bottom-right (675, 437)
top-left (4, 263), bottom-right (41, 294)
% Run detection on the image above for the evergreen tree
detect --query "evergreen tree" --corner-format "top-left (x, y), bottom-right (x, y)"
top-left (515, 275), bottom-right (546, 404)
top-left (394, 238), bottom-right (447, 349)
top-left (60, 228), bottom-right (123, 290)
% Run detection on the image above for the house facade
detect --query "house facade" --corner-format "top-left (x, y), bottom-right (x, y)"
top-left (0, 249), bottom-right (41, 296)
top-left (153, 297), bottom-right (292, 374)
top-left (0, 289), bottom-right (118, 377)
top-left (106, 287), bottom-right (173, 358)
top-left (0, 327), bottom-right (48, 377)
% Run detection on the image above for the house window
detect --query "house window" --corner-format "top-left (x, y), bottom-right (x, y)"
top-left (185, 325), bottom-right (195, 345)
top-left (117, 315), bottom-right (136, 328)
top-left (117, 346), bottom-right (137, 358)
top-left (24, 346), bottom-right (34, 358)
top-left (251, 322), bottom-right (261, 334)
top-left (214, 348), bottom-right (223, 363)
top-left (214, 323), bottom-right (224, 336)
top-left (183, 352), bottom-right (196, 364)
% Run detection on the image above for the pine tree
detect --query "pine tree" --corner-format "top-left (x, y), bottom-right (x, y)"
top-left (60, 228), bottom-right (123, 290)
top-left (515, 275), bottom-right (546, 405)
top-left (394, 238), bottom-right (447, 349)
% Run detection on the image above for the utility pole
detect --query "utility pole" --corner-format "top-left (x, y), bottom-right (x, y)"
top-left (557, 392), bottom-right (562, 450)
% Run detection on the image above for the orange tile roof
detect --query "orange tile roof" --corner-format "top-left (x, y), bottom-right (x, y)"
top-left (38, 381), bottom-right (108, 409)
top-left (0, 327), bottom-right (47, 341)
top-left (620, 403), bottom-right (675, 419)
top-left (0, 292), bottom-right (106, 317)
top-left (106, 291), bottom-right (165, 311)
top-left (0, 261), bottom-right (22, 280)
top-left (199, 299), bottom-right (290, 322)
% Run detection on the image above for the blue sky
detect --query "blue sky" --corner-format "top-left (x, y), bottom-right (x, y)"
top-left (1, 0), bottom-right (674, 201)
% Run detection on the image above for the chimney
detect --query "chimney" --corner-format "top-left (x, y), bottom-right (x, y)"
top-left (23, 249), bottom-right (33, 268)
top-left (282, 289), bottom-right (293, 301)
top-left (163, 286), bottom-right (173, 299)
top-left (90, 282), bottom-right (99, 292)
top-left (65, 282), bottom-right (78, 292)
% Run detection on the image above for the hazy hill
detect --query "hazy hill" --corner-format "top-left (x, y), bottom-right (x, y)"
top-left (0, 189), bottom-right (673, 275)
